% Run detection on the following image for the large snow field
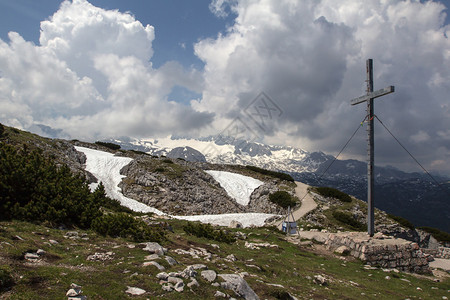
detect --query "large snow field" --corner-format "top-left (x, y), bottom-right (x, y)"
top-left (75, 146), bottom-right (165, 215)
top-left (205, 170), bottom-right (263, 206)
top-left (75, 147), bottom-right (278, 227)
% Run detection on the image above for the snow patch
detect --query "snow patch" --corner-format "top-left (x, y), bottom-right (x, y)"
top-left (205, 170), bottom-right (263, 206)
top-left (75, 146), bottom-right (278, 227)
top-left (75, 146), bottom-right (165, 215)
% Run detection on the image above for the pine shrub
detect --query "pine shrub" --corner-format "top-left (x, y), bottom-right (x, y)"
top-left (315, 187), bottom-right (352, 203)
top-left (245, 165), bottom-right (294, 182)
top-left (94, 141), bottom-right (121, 150)
top-left (269, 191), bottom-right (296, 209)
top-left (387, 214), bottom-right (415, 230)
top-left (332, 210), bottom-right (366, 231)
top-left (418, 226), bottom-right (450, 243)
top-left (91, 213), bottom-right (164, 242)
top-left (183, 222), bottom-right (236, 244)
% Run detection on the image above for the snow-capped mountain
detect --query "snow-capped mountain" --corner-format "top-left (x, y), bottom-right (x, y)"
top-left (108, 135), bottom-right (334, 174)
top-left (107, 135), bottom-right (450, 232)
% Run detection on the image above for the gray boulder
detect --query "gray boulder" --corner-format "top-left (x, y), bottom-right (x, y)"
top-left (141, 242), bottom-right (166, 256)
top-left (201, 270), bottom-right (217, 282)
top-left (218, 274), bottom-right (259, 300)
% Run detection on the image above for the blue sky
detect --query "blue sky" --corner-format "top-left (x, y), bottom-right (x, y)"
top-left (0, 0), bottom-right (237, 69)
top-left (0, 0), bottom-right (449, 175)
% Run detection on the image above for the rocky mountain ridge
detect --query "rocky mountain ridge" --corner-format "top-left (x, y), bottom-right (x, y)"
top-left (107, 135), bottom-right (450, 232)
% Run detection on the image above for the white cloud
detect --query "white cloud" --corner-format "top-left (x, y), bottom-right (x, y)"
top-left (0, 0), bottom-right (211, 140)
top-left (192, 0), bottom-right (450, 174)
top-left (0, 0), bottom-right (449, 174)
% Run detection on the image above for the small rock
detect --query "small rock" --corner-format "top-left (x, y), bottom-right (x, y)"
top-left (334, 246), bottom-right (350, 256)
top-left (24, 253), bottom-right (40, 260)
top-left (201, 270), bottom-right (217, 282)
top-left (191, 264), bottom-right (208, 270)
top-left (156, 272), bottom-right (169, 281)
top-left (219, 274), bottom-right (259, 300)
top-left (187, 278), bottom-right (199, 288)
top-left (230, 220), bottom-right (243, 228)
top-left (66, 288), bottom-right (81, 297)
top-left (66, 283), bottom-right (84, 299)
top-left (141, 242), bottom-right (166, 256)
top-left (174, 281), bottom-right (184, 292)
top-left (313, 275), bottom-right (327, 286)
top-left (162, 283), bottom-right (173, 292)
top-left (215, 290), bottom-right (228, 297)
top-left (182, 266), bottom-right (197, 278)
top-left (144, 261), bottom-right (165, 271)
top-left (144, 254), bottom-right (160, 260)
top-left (168, 277), bottom-right (183, 285)
top-left (225, 254), bottom-right (237, 262)
top-left (125, 286), bottom-right (146, 296)
top-left (36, 249), bottom-right (46, 256)
top-left (49, 239), bottom-right (59, 245)
top-left (385, 276), bottom-right (391, 280)
top-left (165, 256), bottom-right (178, 266)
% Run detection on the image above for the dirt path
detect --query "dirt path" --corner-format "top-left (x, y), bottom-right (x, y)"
top-left (277, 181), bottom-right (317, 229)
top-left (292, 181), bottom-right (317, 220)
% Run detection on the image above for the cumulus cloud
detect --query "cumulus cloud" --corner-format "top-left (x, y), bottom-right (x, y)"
top-left (0, 0), bottom-right (449, 174)
top-left (192, 0), bottom-right (450, 174)
top-left (0, 0), bottom-right (212, 140)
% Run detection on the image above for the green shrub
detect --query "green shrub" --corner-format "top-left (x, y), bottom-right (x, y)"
top-left (0, 267), bottom-right (14, 292)
top-left (130, 150), bottom-right (150, 156)
top-left (163, 159), bottom-right (174, 164)
top-left (269, 191), bottom-right (296, 209)
top-left (245, 165), bottom-right (294, 182)
top-left (91, 213), bottom-right (164, 242)
top-left (183, 222), bottom-right (236, 244)
top-left (95, 141), bottom-right (121, 150)
top-left (0, 123), bottom-right (4, 137)
top-left (418, 226), bottom-right (450, 243)
top-left (332, 211), bottom-right (366, 231)
top-left (0, 143), bottom-right (130, 229)
top-left (387, 214), bottom-right (415, 230)
top-left (155, 167), bottom-right (165, 173)
top-left (315, 187), bottom-right (352, 203)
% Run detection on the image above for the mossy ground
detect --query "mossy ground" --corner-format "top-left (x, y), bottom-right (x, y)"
top-left (0, 219), bottom-right (448, 299)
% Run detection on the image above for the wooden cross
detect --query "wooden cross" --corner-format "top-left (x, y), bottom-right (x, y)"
top-left (350, 59), bottom-right (395, 236)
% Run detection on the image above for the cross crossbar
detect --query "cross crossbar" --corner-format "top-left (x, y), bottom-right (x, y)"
top-left (350, 86), bottom-right (395, 106)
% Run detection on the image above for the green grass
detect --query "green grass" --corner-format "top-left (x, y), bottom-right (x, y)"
top-left (0, 219), bottom-right (449, 299)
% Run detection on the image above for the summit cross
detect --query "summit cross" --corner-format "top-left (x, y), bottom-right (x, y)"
top-left (350, 59), bottom-right (395, 236)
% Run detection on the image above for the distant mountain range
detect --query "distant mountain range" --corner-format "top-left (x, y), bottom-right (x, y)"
top-left (106, 135), bottom-right (450, 232)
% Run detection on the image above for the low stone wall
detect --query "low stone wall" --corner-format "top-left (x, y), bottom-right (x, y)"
top-left (323, 232), bottom-right (431, 274)
top-left (439, 247), bottom-right (450, 259)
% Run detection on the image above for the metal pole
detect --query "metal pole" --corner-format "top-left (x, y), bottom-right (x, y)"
top-left (366, 59), bottom-right (375, 236)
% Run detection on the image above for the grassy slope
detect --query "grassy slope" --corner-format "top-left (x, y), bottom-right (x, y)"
top-left (0, 219), bottom-right (448, 299)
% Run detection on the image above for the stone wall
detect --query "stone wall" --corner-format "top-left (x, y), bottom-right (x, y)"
top-left (323, 232), bottom-right (431, 274)
top-left (439, 247), bottom-right (450, 259)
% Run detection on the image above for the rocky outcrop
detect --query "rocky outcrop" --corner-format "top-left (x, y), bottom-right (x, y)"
top-left (118, 156), bottom-right (288, 216)
top-left (119, 157), bottom-right (247, 215)
top-left (167, 146), bottom-right (207, 162)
